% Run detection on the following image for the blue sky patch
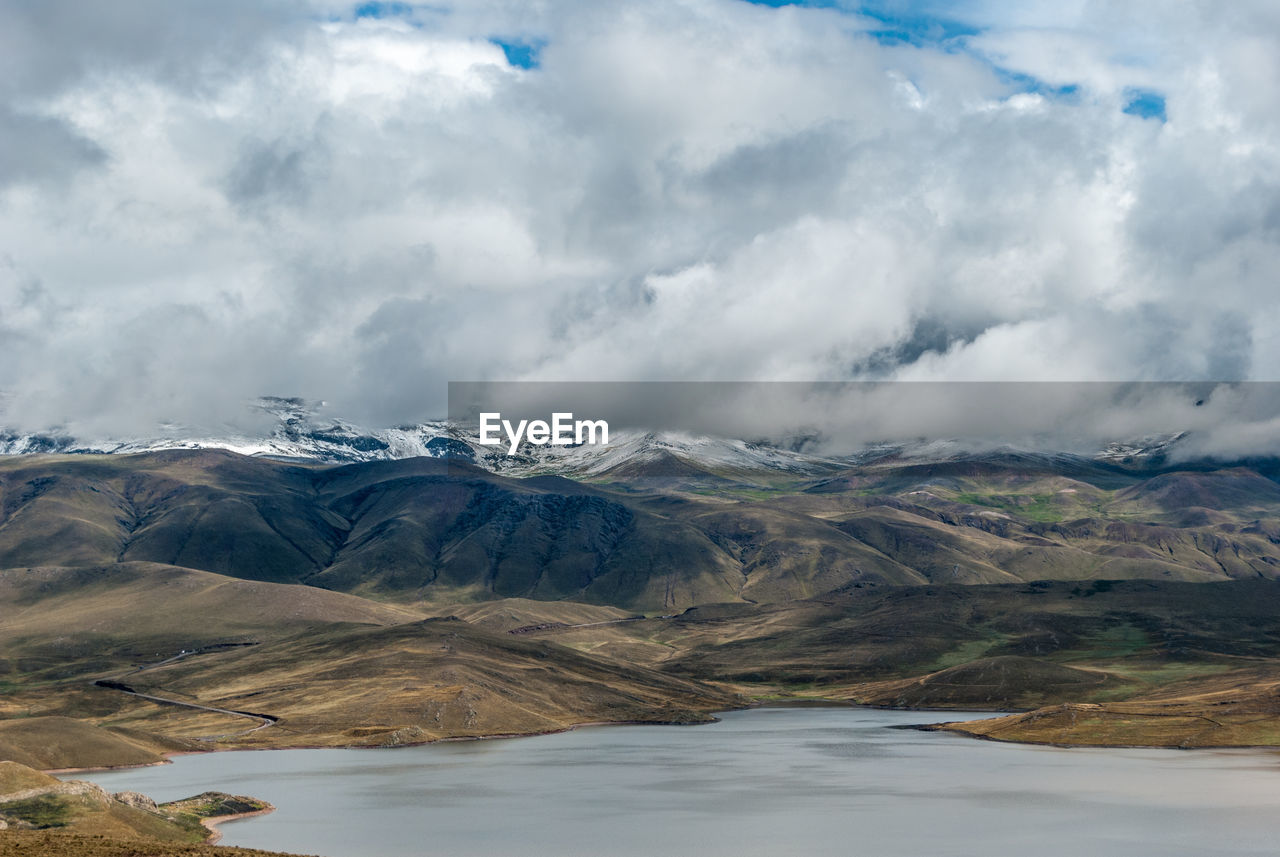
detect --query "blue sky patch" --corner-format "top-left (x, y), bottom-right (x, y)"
top-left (1123, 89), bottom-right (1167, 122)
top-left (737, 1), bottom-right (1113, 112)
top-left (738, 1), bottom-right (978, 48)
top-left (995, 67), bottom-right (1080, 100)
top-left (491, 38), bottom-right (545, 70)
top-left (858, 5), bottom-right (980, 48)
top-left (738, 0), bottom-right (841, 7)
top-left (354, 2), bottom-right (413, 19)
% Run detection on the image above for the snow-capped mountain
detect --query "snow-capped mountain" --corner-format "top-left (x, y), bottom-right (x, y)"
top-left (1094, 432), bottom-right (1189, 463)
top-left (0, 397), bottom-right (845, 479)
top-left (0, 396), bottom-right (1201, 479)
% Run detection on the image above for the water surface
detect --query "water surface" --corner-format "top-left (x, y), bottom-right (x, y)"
top-left (81, 707), bottom-right (1280, 857)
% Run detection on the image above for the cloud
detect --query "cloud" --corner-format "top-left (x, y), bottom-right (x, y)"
top-left (0, 0), bottom-right (1278, 446)
top-left (0, 107), bottom-right (105, 187)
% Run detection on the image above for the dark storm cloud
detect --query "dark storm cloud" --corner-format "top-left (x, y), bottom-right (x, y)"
top-left (224, 139), bottom-right (320, 210)
top-left (0, 108), bottom-right (105, 187)
top-left (1, 0), bottom-right (1279, 448)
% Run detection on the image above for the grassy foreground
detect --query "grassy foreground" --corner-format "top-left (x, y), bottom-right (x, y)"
top-left (0, 832), bottom-right (309, 857)
top-left (0, 761), bottom-right (284, 855)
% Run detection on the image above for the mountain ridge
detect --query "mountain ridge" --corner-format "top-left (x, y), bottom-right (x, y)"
top-left (4, 445), bottom-right (1279, 612)
top-left (0, 397), bottom-right (1211, 480)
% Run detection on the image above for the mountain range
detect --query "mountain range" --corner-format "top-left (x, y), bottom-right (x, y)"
top-left (0, 396), bottom-right (1194, 477)
top-left (5, 400), bottom-right (1280, 788)
top-left (3, 432), bottom-right (1279, 612)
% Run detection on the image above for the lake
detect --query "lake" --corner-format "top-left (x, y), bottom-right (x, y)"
top-left (79, 707), bottom-right (1280, 857)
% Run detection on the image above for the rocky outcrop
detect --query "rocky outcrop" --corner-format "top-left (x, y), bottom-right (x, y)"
top-left (112, 790), bottom-right (158, 812)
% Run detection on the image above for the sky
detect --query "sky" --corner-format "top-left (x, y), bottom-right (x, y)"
top-left (1, 0), bottom-right (1279, 441)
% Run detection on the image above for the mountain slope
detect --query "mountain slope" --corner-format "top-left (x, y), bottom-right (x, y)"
top-left (4, 449), bottom-right (1280, 612)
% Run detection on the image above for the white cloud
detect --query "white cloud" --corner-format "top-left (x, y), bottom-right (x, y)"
top-left (0, 0), bottom-right (1278, 439)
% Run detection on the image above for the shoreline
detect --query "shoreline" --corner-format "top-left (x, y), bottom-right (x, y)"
top-left (41, 711), bottom-right (737, 774)
top-left (916, 721), bottom-right (1280, 752)
top-left (43, 758), bottom-right (173, 775)
top-left (200, 806), bottom-right (276, 844)
top-left (198, 808), bottom-right (276, 844)
top-left (43, 747), bottom-right (237, 775)
top-left (44, 700), bottom-right (1280, 774)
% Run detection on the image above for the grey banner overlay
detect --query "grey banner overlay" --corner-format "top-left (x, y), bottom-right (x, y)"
top-left (447, 382), bottom-right (1280, 461)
